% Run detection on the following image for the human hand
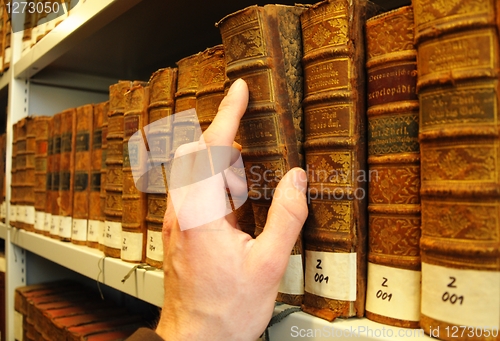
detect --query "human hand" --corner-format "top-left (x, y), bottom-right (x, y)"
top-left (155, 79), bottom-right (308, 341)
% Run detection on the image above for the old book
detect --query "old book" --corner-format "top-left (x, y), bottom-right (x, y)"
top-left (2, 7), bottom-right (10, 72)
top-left (145, 67), bottom-right (177, 269)
top-left (104, 81), bottom-right (133, 258)
top-left (0, 133), bottom-right (6, 222)
top-left (65, 315), bottom-right (145, 341)
top-left (413, 0), bottom-right (500, 339)
top-left (72, 104), bottom-right (94, 245)
top-left (122, 83), bottom-right (149, 263)
top-left (58, 108), bottom-right (77, 241)
top-left (15, 118), bottom-right (28, 230)
top-left (49, 112), bottom-right (62, 239)
top-left (34, 116), bottom-right (51, 234)
top-left (9, 121), bottom-right (18, 228)
top-left (98, 101), bottom-right (109, 251)
top-left (299, 0), bottom-right (380, 320)
top-left (364, 5), bottom-right (421, 328)
top-left (25, 117), bottom-right (37, 231)
top-left (87, 101), bottom-right (106, 248)
top-left (44, 116), bottom-right (54, 236)
top-left (217, 4), bottom-right (306, 306)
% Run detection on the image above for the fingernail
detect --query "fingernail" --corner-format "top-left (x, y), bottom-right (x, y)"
top-left (292, 168), bottom-right (307, 194)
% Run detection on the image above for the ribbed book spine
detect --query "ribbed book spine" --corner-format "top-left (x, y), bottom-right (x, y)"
top-left (71, 104), bottom-right (94, 245)
top-left (34, 116), bottom-right (51, 234)
top-left (145, 67), bottom-right (177, 269)
top-left (50, 113), bottom-right (62, 239)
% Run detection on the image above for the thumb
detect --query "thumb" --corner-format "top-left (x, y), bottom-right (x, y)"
top-left (254, 168), bottom-right (308, 272)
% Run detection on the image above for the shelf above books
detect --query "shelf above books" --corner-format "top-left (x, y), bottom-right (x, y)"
top-left (9, 227), bottom-right (164, 307)
top-left (14, 0), bottom-right (142, 81)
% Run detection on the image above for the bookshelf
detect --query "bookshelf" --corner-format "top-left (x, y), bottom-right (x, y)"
top-left (0, 0), bottom-right (430, 341)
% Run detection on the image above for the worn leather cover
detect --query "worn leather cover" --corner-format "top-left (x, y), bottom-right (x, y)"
top-left (10, 121), bottom-right (18, 228)
top-left (66, 316), bottom-right (144, 341)
top-left (99, 101), bottom-right (109, 251)
top-left (218, 4), bottom-right (306, 306)
top-left (87, 101), bottom-right (106, 249)
top-left (364, 5), bottom-right (421, 328)
top-left (15, 118), bottom-right (27, 230)
top-left (49, 112), bottom-right (62, 239)
top-left (104, 81), bottom-right (133, 258)
top-left (58, 108), bottom-right (77, 241)
top-left (300, 0), bottom-right (380, 320)
top-left (71, 104), bottom-right (94, 245)
top-left (122, 84), bottom-right (149, 263)
top-left (145, 67), bottom-right (178, 269)
top-left (414, 0), bottom-right (500, 339)
top-left (24, 117), bottom-right (36, 231)
top-left (34, 116), bottom-right (51, 234)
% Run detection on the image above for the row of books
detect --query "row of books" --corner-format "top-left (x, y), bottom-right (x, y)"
top-left (20, 0), bottom-right (83, 57)
top-left (0, 0), bottom-right (12, 74)
top-left (3, 0), bottom-right (499, 340)
top-left (14, 280), bottom-right (148, 341)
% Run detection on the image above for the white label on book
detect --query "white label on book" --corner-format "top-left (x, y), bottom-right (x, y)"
top-left (305, 251), bottom-right (357, 301)
top-left (25, 206), bottom-right (35, 225)
top-left (72, 219), bottom-right (88, 242)
top-left (98, 221), bottom-right (105, 246)
top-left (34, 211), bottom-right (45, 232)
top-left (59, 216), bottom-right (72, 239)
top-left (44, 213), bottom-right (52, 233)
top-left (365, 262), bottom-right (421, 322)
top-left (14, 311), bottom-right (23, 341)
top-left (104, 221), bottom-right (121, 249)
top-left (87, 220), bottom-right (100, 243)
top-left (9, 205), bottom-right (17, 223)
top-left (50, 215), bottom-right (60, 236)
top-left (422, 262), bottom-right (500, 328)
top-left (17, 205), bottom-right (26, 223)
top-left (278, 254), bottom-right (305, 295)
top-left (121, 231), bottom-right (143, 262)
top-left (146, 230), bottom-right (163, 262)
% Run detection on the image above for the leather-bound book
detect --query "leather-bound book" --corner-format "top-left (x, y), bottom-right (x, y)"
top-left (145, 67), bottom-right (177, 268)
top-left (364, 5), bottom-right (421, 328)
top-left (0, 133), bottom-right (6, 222)
top-left (15, 118), bottom-right (27, 230)
top-left (196, 45), bottom-right (226, 132)
top-left (65, 315), bottom-right (145, 341)
top-left (122, 83), bottom-right (149, 263)
top-left (98, 101), bottom-right (109, 251)
top-left (58, 108), bottom-right (77, 241)
top-left (44, 116), bottom-right (54, 236)
top-left (72, 104), bottom-right (94, 245)
top-left (217, 4), bottom-right (306, 306)
top-left (49, 112), bottom-right (62, 239)
top-left (34, 116), bottom-right (51, 234)
top-left (2, 8), bottom-right (11, 72)
top-left (25, 117), bottom-right (37, 231)
top-left (104, 81), bottom-right (133, 258)
top-left (299, 0), bottom-right (381, 320)
top-left (10, 121), bottom-right (18, 228)
top-left (87, 101), bottom-right (106, 249)
top-left (413, 0), bottom-right (500, 339)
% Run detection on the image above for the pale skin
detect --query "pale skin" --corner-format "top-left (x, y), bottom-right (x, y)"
top-left (155, 78), bottom-right (308, 341)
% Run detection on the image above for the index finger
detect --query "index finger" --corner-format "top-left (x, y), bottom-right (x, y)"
top-left (202, 78), bottom-right (248, 147)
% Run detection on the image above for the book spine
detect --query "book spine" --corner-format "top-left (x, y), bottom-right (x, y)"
top-left (145, 67), bottom-right (178, 268)
top-left (58, 108), bottom-right (77, 241)
top-left (364, 5), bottom-right (421, 329)
top-left (0, 133), bottom-right (6, 223)
top-left (218, 4), bottom-right (306, 306)
top-left (25, 117), bottom-right (36, 231)
top-left (300, 0), bottom-right (380, 320)
top-left (98, 101), bottom-right (109, 251)
top-left (413, 0), bottom-right (500, 338)
top-left (34, 116), bottom-right (50, 234)
top-left (87, 101), bottom-right (105, 248)
top-left (71, 104), bottom-right (94, 245)
top-left (16, 118), bottom-right (27, 230)
top-left (50, 113), bottom-right (62, 238)
top-left (122, 84), bottom-right (149, 263)
top-left (196, 45), bottom-right (226, 132)
top-left (104, 81), bottom-right (132, 258)
top-left (44, 117), bottom-right (53, 236)
top-left (9, 121), bottom-right (18, 227)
